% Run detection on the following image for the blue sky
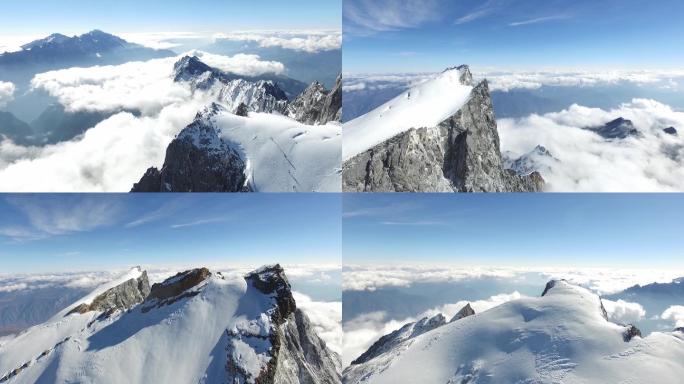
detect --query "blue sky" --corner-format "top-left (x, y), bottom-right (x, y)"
top-left (0, 0), bottom-right (341, 36)
top-left (0, 194), bottom-right (341, 273)
top-left (344, 0), bottom-right (684, 73)
top-left (343, 194), bottom-right (684, 268)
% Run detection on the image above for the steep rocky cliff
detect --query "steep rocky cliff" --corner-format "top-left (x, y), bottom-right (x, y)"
top-left (342, 66), bottom-right (544, 192)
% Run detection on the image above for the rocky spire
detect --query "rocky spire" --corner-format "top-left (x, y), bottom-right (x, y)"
top-left (450, 303), bottom-right (475, 322)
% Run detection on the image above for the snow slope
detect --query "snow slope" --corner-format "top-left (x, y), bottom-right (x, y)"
top-left (215, 112), bottom-right (341, 192)
top-left (344, 280), bottom-right (684, 384)
top-left (342, 68), bottom-right (473, 160)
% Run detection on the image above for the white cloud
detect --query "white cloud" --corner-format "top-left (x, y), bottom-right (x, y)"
top-left (480, 69), bottom-right (684, 92)
top-left (344, 70), bottom-right (684, 93)
top-left (343, 264), bottom-right (684, 295)
top-left (0, 51), bottom-right (284, 191)
top-left (189, 51), bottom-right (284, 76)
top-left (0, 196), bottom-right (123, 241)
top-left (213, 31), bottom-right (341, 53)
top-left (293, 292), bottom-right (342, 354)
top-left (0, 34), bottom-right (43, 54)
top-left (661, 305), bottom-right (684, 328)
top-left (0, 81), bottom-right (15, 106)
top-left (499, 98), bottom-right (684, 191)
top-left (30, 56), bottom-right (192, 115)
top-left (509, 15), bottom-right (571, 27)
top-left (602, 299), bottom-right (646, 324)
top-left (170, 217), bottom-right (229, 229)
top-left (119, 31), bottom-right (208, 50)
top-left (344, 0), bottom-right (444, 35)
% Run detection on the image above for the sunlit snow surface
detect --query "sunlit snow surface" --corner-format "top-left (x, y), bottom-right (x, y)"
top-left (342, 69), bottom-right (472, 160)
top-left (0, 271), bottom-right (268, 383)
top-left (344, 281), bottom-right (684, 384)
top-left (215, 112), bottom-right (341, 192)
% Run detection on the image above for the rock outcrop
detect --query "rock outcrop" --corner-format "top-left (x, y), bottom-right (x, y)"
top-left (342, 67), bottom-right (544, 192)
top-left (587, 117), bottom-right (640, 139)
top-left (173, 55), bottom-right (289, 113)
top-left (228, 264), bottom-right (342, 384)
top-left (623, 324), bottom-right (642, 342)
top-left (450, 303), bottom-right (476, 322)
top-left (131, 103), bottom-right (249, 192)
top-left (66, 270), bottom-right (150, 315)
top-left (504, 145), bottom-right (558, 177)
top-left (664, 126), bottom-right (678, 135)
top-left (351, 314), bottom-right (447, 366)
top-left (286, 74), bottom-right (341, 125)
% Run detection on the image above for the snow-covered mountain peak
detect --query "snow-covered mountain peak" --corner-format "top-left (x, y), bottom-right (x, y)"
top-left (20, 33), bottom-right (70, 50)
top-left (345, 280), bottom-right (684, 384)
top-left (343, 64), bottom-right (474, 160)
top-left (0, 265), bottom-right (342, 383)
top-left (442, 64), bottom-right (473, 86)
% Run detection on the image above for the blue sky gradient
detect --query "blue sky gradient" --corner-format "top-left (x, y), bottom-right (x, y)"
top-left (0, 194), bottom-right (341, 273)
top-left (343, 194), bottom-right (684, 268)
top-left (344, 0), bottom-right (684, 73)
top-left (0, 0), bottom-right (341, 36)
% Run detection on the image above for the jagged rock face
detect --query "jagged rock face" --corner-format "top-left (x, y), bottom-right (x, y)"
top-left (131, 103), bottom-right (248, 192)
top-left (342, 79), bottom-right (544, 192)
top-left (245, 264), bottom-right (296, 324)
top-left (286, 74), bottom-right (342, 125)
top-left (227, 265), bottom-right (341, 384)
top-left (588, 117), bottom-right (640, 139)
top-left (67, 271), bottom-right (150, 315)
top-left (173, 55), bottom-right (289, 113)
top-left (450, 303), bottom-right (475, 322)
top-left (351, 314), bottom-right (447, 365)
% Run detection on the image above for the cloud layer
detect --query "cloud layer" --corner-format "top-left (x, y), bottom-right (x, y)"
top-left (602, 299), bottom-right (646, 324)
top-left (661, 305), bottom-right (684, 328)
top-left (499, 98), bottom-right (684, 191)
top-left (213, 31), bottom-right (341, 53)
top-left (0, 81), bottom-right (15, 106)
top-left (343, 70), bottom-right (684, 93)
top-left (1, 51), bottom-right (286, 191)
top-left (343, 264), bottom-right (684, 295)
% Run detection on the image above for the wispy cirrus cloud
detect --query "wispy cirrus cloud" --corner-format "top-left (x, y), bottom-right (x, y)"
top-left (170, 217), bottom-right (230, 229)
top-left (509, 14), bottom-right (571, 27)
top-left (344, 0), bottom-right (446, 35)
top-left (0, 196), bottom-right (123, 242)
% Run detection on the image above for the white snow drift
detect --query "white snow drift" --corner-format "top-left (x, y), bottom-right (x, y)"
top-left (214, 111), bottom-right (341, 192)
top-left (342, 68), bottom-right (472, 160)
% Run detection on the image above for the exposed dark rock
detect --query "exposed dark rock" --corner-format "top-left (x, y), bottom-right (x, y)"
top-left (351, 314), bottom-right (446, 365)
top-left (148, 268), bottom-right (210, 301)
top-left (343, 72), bottom-right (544, 192)
top-left (245, 264), bottom-right (296, 324)
top-left (541, 280), bottom-right (561, 297)
top-left (66, 270), bottom-right (150, 316)
top-left (675, 327), bottom-right (684, 333)
top-left (131, 103), bottom-right (249, 192)
top-left (234, 102), bottom-right (249, 117)
top-left (623, 324), bottom-right (642, 342)
top-left (286, 73), bottom-right (342, 125)
top-left (587, 117), bottom-right (640, 139)
top-left (664, 127), bottom-right (678, 135)
top-left (450, 303), bottom-right (476, 322)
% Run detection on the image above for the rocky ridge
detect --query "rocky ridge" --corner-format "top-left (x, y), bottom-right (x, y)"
top-left (342, 66), bottom-right (545, 192)
top-left (131, 103), bottom-right (249, 192)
